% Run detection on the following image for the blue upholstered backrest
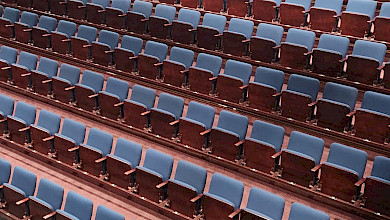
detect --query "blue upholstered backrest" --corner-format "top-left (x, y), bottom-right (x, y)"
top-left (36, 110), bottom-right (61, 135)
top-left (0, 6), bottom-right (3, 16)
top-left (174, 160), bottom-right (207, 194)
top-left (110, 0), bottom-right (132, 13)
top-left (37, 16), bottom-right (57, 32)
top-left (287, 131), bottom-right (325, 165)
top-left (114, 138), bottom-right (142, 167)
top-left (35, 178), bottom-right (64, 211)
top-left (105, 77), bottom-right (129, 102)
top-left (217, 110), bottom-right (248, 140)
top-left (20, 11), bottom-right (38, 27)
top-left (91, 0), bottom-right (110, 8)
top-left (0, 158), bottom-right (11, 185)
top-left (322, 82), bottom-right (358, 111)
top-left (96, 205), bottom-right (125, 220)
top-left (327, 143), bottom-right (367, 178)
top-left (250, 120), bottom-right (285, 152)
top-left (132, 0), bottom-right (153, 18)
top-left (254, 66), bottom-right (284, 93)
top-left (0, 94), bottom-right (14, 117)
top-left (63, 191), bottom-right (93, 220)
top-left (317, 34), bottom-right (350, 58)
top-left (120, 35), bottom-right (143, 56)
top-left (285, 28), bottom-right (316, 51)
top-left (169, 47), bottom-right (194, 70)
top-left (143, 149), bottom-right (173, 181)
top-left (130, 84), bottom-right (156, 110)
top-left (144, 41), bottom-right (168, 62)
top-left (56, 20), bottom-right (77, 38)
top-left (0, 46), bottom-right (17, 64)
top-left (156, 93), bottom-right (184, 120)
top-left (185, 101), bottom-right (215, 130)
top-left (11, 166), bottom-right (37, 197)
top-left (14, 102), bottom-right (36, 126)
top-left (195, 53), bottom-right (222, 77)
top-left (361, 91), bottom-right (390, 116)
top-left (3, 7), bottom-right (20, 24)
top-left (288, 203), bottom-right (330, 220)
top-left (371, 156), bottom-right (390, 181)
top-left (177, 8), bottom-right (201, 28)
top-left (98, 30), bottom-right (120, 50)
top-left (77, 25), bottom-right (98, 44)
top-left (201, 13), bottom-right (227, 34)
top-left (255, 23), bottom-right (284, 46)
top-left (60, 118), bottom-right (86, 146)
top-left (227, 18), bottom-right (254, 39)
top-left (37, 57), bottom-right (58, 78)
top-left (352, 40), bottom-right (387, 64)
top-left (208, 173), bottom-right (244, 210)
top-left (246, 187), bottom-right (285, 220)
top-left (285, 0), bottom-right (311, 10)
top-left (153, 4), bottom-right (176, 23)
top-left (286, 74), bottom-right (320, 101)
top-left (346, 0), bottom-right (377, 19)
top-left (18, 52), bottom-right (38, 71)
top-left (86, 128), bottom-right (113, 157)
top-left (58, 64), bottom-right (81, 86)
top-left (224, 59), bottom-right (252, 85)
top-left (379, 2), bottom-right (390, 17)
top-left (313, 0), bottom-right (343, 14)
top-left (80, 70), bottom-right (104, 93)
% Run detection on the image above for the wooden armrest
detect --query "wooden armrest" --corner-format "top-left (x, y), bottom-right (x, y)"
top-left (78, 5), bottom-right (86, 8)
top-left (154, 62), bottom-right (163, 67)
top-left (346, 110), bottom-right (356, 117)
top-left (355, 178), bottom-right (366, 187)
top-left (164, 23), bottom-right (172, 27)
top-left (114, 102), bottom-right (124, 107)
top-left (43, 212), bottom-right (57, 220)
top-left (272, 92), bottom-right (282, 97)
top-left (23, 29), bottom-right (33, 32)
top-left (169, 120), bottom-right (179, 126)
top-left (1, 66), bottom-right (11, 70)
top-left (378, 64), bottom-right (385, 71)
top-left (242, 39), bottom-right (251, 43)
top-left (141, 18), bottom-right (149, 22)
top-left (62, 39), bottom-right (71, 42)
top-left (21, 73), bottom-right (31, 77)
top-left (16, 198), bottom-right (29, 206)
top-left (200, 129), bottom-right (211, 136)
top-left (118, 14), bottom-right (127, 17)
top-left (228, 209), bottom-right (241, 219)
top-left (19, 126), bottom-right (30, 132)
top-left (42, 79), bottom-right (52, 84)
top-left (156, 180), bottom-right (168, 189)
top-left (59, 1), bottom-right (67, 4)
top-left (0, 118), bottom-right (7, 123)
top-left (188, 29), bottom-right (197, 32)
top-left (180, 70), bottom-right (189, 74)
top-left (83, 44), bottom-right (92, 48)
top-left (311, 164), bottom-right (322, 172)
top-left (95, 157), bottom-right (107, 163)
top-left (273, 45), bottom-right (281, 49)
top-left (5, 24), bottom-right (14, 27)
top-left (234, 140), bottom-right (245, 147)
top-left (239, 85), bottom-right (248, 90)
top-left (129, 56), bottom-right (137, 60)
top-left (42, 34), bottom-right (51, 37)
top-left (190, 194), bottom-right (203, 203)
top-left (43, 136), bottom-right (54, 142)
top-left (104, 50), bottom-right (115, 54)
top-left (271, 151), bottom-right (282, 159)
top-left (308, 101), bottom-right (317, 107)
top-left (208, 77), bottom-right (217, 81)
top-left (124, 168), bottom-right (136, 175)
top-left (214, 33), bottom-right (223, 37)
top-left (98, 9), bottom-right (105, 13)
top-left (339, 58), bottom-right (348, 63)
top-left (0, 185), bottom-right (3, 189)
top-left (141, 111), bottom-right (150, 116)
top-left (68, 146), bottom-right (79, 152)
top-left (304, 51), bottom-right (313, 56)
top-left (65, 86), bottom-right (75, 91)
top-left (88, 94), bottom-right (99, 99)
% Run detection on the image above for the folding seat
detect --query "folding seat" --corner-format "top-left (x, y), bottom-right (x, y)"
top-left (174, 101), bottom-right (215, 150)
top-left (67, 0), bottom-right (89, 20)
top-left (129, 149), bottom-right (173, 202)
top-left (252, 0), bottom-right (281, 22)
top-left (180, 0), bottom-right (199, 8)
top-left (278, 28), bottom-right (315, 69)
top-left (73, 70), bottom-right (104, 111)
top-left (247, 66), bottom-right (284, 112)
top-left (106, 0), bottom-right (132, 29)
top-left (147, 4), bottom-right (176, 39)
top-left (160, 47), bottom-right (194, 87)
top-left (32, 0), bottom-right (50, 11)
top-left (13, 11), bottom-right (38, 44)
top-left (113, 35), bottom-right (143, 73)
top-left (126, 0), bottom-right (153, 34)
top-left (308, 0), bottom-right (343, 32)
top-left (373, 3), bottom-right (390, 42)
top-left (29, 57), bottom-right (59, 95)
top-left (222, 18), bottom-right (254, 56)
top-left (313, 143), bottom-right (367, 202)
top-left (278, 74), bottom-right (319, 122)
top-left (92, 77), bottom-right (129, 120)
top-left (273, 131), bottom-right (324, 187)
top-left (288, 203), bottom-right (330, 220)
top-left (50, 20), bottom-right (77, 55)
top-left (170, 8), bottom-right (201, 44)
top-left (0, 94), bottom-right (14, 136)
top-left (202, 0), bottom-right (225, 13)
top-left (31, 15), bottom-right (57, 49)
top-left (70, 25), bottom-right (98, 60)
top-left (0, 158), bottom-right (11, 189)
top-left (249, 23), bottom-right (284, 63)
top-left (18, 178), bottom-right (64, 219)
top-left (226, 0), bottom-right (250, 17)
top-left (279, 0), bottom-right (311, 26)
top-left (242, 120), bottom-right (285, 173)
top-left (16, 0), bottom-right (32, 7)
top-left (194, 173), bottom-right (244, 219)
top-left (2, 167), bottom-right (36, 218)
top-left (10, 52), bottom-right (38, 89)
top-left (216, 59), bottom-right (252, 103)
top-left (196, 13), bottom-right (227, 50)
top-left (144, 93), bottom-right (184, 139)
top-left (344, 40), bottom-right (386, 85)
top-left (95, 205), bottom-right (125, 220)
top-left (86, 0), bottom-right (111, 24)
top-left (311, 82), bottom-right (357, 132)
top-left (239, 187), bottom-right (285, 220)
top-left (340, 0), bottom-right (377, 38)
top-left (0, 7), bottom-right (20, 38)
top-left (6, 102), bottom-right (36, 145)
top-left (202, 110), bottom-right (248, 161)
top-left (159, 160), bottom-right (207, 218)
top-left (0, 46), bottom-right (18, 82)
top-left (51, 64), bottom-right (81, 104)
top-left (187, 53), bottom-right (222, 95)
top-left (120, 84), bottom-right (156, 129)
top-left (350, 91), bottom-right (390, 143)
top-left (50, 0), bottom-right (68, 16)
top-left (310, 34), bottom-right (349, 77)
top-left (88, 30), bottom-right (120, 66)
top-left (137, 41), bottom-right (168, 80)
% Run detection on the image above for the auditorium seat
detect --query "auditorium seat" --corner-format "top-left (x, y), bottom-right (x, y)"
top-left (120, 84), bottom-right (156, 129)
top-left (50, 20), bottom-right (77, 55)
top-left (252, 0), bottom-right (281, 22)
top-left (202, 0), bottom-right (225, 13)
top-left (288, 203), bottom-right (330, 220)
top-left (147, 4), bottom-right (176, 39)
top-left (308, 0), bottom-right (343, 32)
top-left (344, 40), bottom-right (386, 85)
top-left (203, 110), bottom-right (248, 161)
top-left (0, 7), bottom-right (20, 38)
top-left (313, 82), bottom-right (358, 132)
top-left (137, 41), bottom-right (168, 80)
top-left (51, 64), bottom-right (81, 104)
top-left (6, 101), bottom-right (36, 145)
top-left (11, 52), bottom-right (38, 89)
top-left (70, 25), bottom-right (98, 60)
top-left (106, 0), bottom-right (132, 29)
top-left (222, 18), bottom-right (254, 56)
top-left (129, 149), bottom-right (173, 202)
top-left (373, 3), bottom-right (390, 42)
top-left (175, 101), bottom-right (215, 150)
top-left (31, 15), bottom-right (57, 49)
top-left (0, 157), bottom-right (11, 189)
top-left (126, 0), bottom-right (153, 34)
top-left (114, 35), bottom-right (143, 73)
top-left (274, 131), bottom-right (324, 187)
top-left (340, 0), bottom-right (377, 38)
top-left (46, 191), bottom-right (93, 220)
top-left (95, 205), bottom-right (125, 220)
top-left (216, 59), bottom-right (252, 103)
top-left (73, 70), bottom-right (104, 111)
top-left (227, 0), bottom-right (250, 17)
top-left (160, 46), bottom-right (194, 87)
top-left (50, 0), bottom-right (67, 15)
top-left (180, 0), bottom-right (199, 8)
top-left (0, 94), bottom-right (14, 135)
top-left (187, 53), bottom-right (222, 95)
top-left (279, 74), bottom-right (319, 122)
top-left (313, 143), bottom-right (367, 202)
top-left (67, 0), bottom-right (89, 20)
top-left (33, 0), bottom-right (50, 11)
top-left (171, 8), bottom-right (201, 44)
top-left (90, 30), bottom-right (120, 66)
top-left (2, 166), bottom-right (37, 218)
top-left (247, 66), bottom-right (284, 112)
top-left (243, 120), bottom-right (285, 173)
top-left (0, 46), bottom-right (18, 82)
top-left (16, 0), bottom-right (31, 7)
top-left (279, 0), bottom-right (311, 26)
top-left (196, 173), bottom-right (244, 219)
top-left (250, 23), bottom-right (284, 63)
top-left (13, 11), bottom-right (38, 44)
top-left (86, 0), bottom-right (111, 24)
top-left (196, 13), bottom-right (227, 50)
top-left (30, 57), bottom-right (59, 95)
top-left (239, 187), bottom-right (285, 220)
top-left (278, 28), bottom-right (315, 69)
top-left (310, 34), bottom-right (350, 77)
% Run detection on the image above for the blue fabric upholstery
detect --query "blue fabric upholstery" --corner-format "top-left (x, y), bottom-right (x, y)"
top-left (10, 166), bottom-right (37, 197)
top-left (112, 138), bottom-right (142, 167)
top-left (97, 30), bottom-right (120, 50)
top-left (288, 203), bottom-right (330, 220)
top-left (19, 11), bottom-right (38, 27)
top-left (56, 20), bottom-right (77, 38)
top-left (59, 118), bottom-right (86, 146)
top-left (0, 46), bottom-right (17, 64)
top-left (0, 94), bottom-right (14, 117)
top-left (227, 18), bottom-right (254, 39)
top-left (352, 40), bottom-right (387, 64)
top-left (2, 7), bottom-right (20, 24)
top-left (144, 41), bottom-right (168, 62)
top-left (200, 13), bottom-right (227, 34)
top-left (36, 16), bottom-right (57, 33)
top-left (185, 101), bottom-right (215, 130)
top-left (84, 128), bottom-right (113, 157)
top-left (370, 156), bottom-right (390, 181)
top-left (13, 102), bottom-right (36, 126)
top-left (216, 110), bottom-right (248, 141)
top-left (208, 173), bottom-right (244, 210)
top-left (223, 59), bottom-right (252, 85)
top-left (0, 6), bottom-right (3, 16)
top-left (119, 35), bottom-right (143, 56)
top-left (109, 0), bottom-right (132, 13)
top-left (129, 84), bottom-right (156, 110)
top-left (286, 131), bottom-right (324, 165)
top-left (361, 91), bottom-right (390, 116)
top-left (177, 8), bottom-right (201, 29)
top-left (57, 64), bottom-right (81, 86)
top-left (245, 187), bottom-right (285, 220)
top-left (18, 52), bottom-right (38, 72)
top-left (313, 0), bottom-right (343, 14)
top-left (316, 34), bottom-right (350, 58)
top-left (194, 53), bottom-right (222, 77)
top-left (173, 160), bottom-right (207, 194)
top-left (168, 47), bottom-right (194, 70)
top-left (286, 74), bottom-right (320, 102)
top-left (250, 120), bottom-right (285, 152)
top-left (80, 70), bottom-right (104, 93)
top-left (155, 93), bottom-right (184, 120)
top-left (379, 2), bottom-right (390, 17)
top-left (104, 77), bottom-right (129, 102)
top-left (76, 25), bottom-right (98, 44)
top-left (285, 28), bottom-right (316, 51)
top-left (0, 158), bottom-right (11, 185)
top-left (345, 0), bottom-right (377, 19)
top-left (89, 0), bottom-right (110, 9)
top-left (61, 191), bottom-right (93, 220)
top-left (253, 66), bottom-right (284, 93)
top-left (132, 0), bottom-right (153, 19)
top-left (142, 149), bottom-right (173, 182)
top-left (35, 110), bottom-right (61, 135)
top-left (322, 82), bottom-right (358, 111)
top-left (255, 23), bottom-right (284, 46)
top-left (96, 205), bottom-right (124, 220)
top-left (284, 0), bottom-right (311, 10)
top-left (36, 57), bottom-right (58, 78)
top-left (153, 4), bottom-right (176, 23)
top-left (33, 178), bottom-right (64, 211)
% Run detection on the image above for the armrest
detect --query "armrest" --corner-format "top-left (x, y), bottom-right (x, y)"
top-left (118, 14), bottom-right (127, 17)
top-left (239, 85), bottom-right (248, 90)
top-left (228, 209), bottom-right (241, 219)
top-left (141, 18), bottom-right (149, 22)
top-left (23, 29), bottom-right (33, 32)
top-left (346, 110), bottom-right (356, 117)
top-left (190, 194), bottom-right (203, 203)
top-left (141, 111), bottom-right (150, 116)
top-left (273, 45), bottom-right (281, 49)
top-left (68, 146), bottom-right (79, 152)
top-left (272, 92), bottom-right (282, 98)
top-left (124, 168), bottom-right (136, 175)
top-left (355, 178), bottom-right (366, 187)
top-left (169, 120), bottom-right (179, 126)
top-left (82, 44), bottom-right (92, 48)
top-left (62, 38), bottom-right (71, 42)
top-left (339, 57), bottom-right (348, 63)
top-left (200, 129), bottom-right (211, 136)
top-left (114, 102), bottom-right (124, 107)
top-left (164, 23), bottom-right (172, 27)
top-left (42, 79), bottom-right (52, 84)
top-left (65, 86), bottom-right (75, 91)
top-left (209, 77), bottom-right (218, 81)
top-left (311, 164), bottom-right (322, 172)
top-left (98, 9), bottom-right (105, 13)
top-left (16, 197), bottom-right (29, 206)
top-left (0, 118), bottom-right (7, 123)
top-left (304, 51), bottom-right (313, 56)
top-left (308, 101), bottom-right (317, 107)
top-left (78, 5), bottom-right (86, 8)
top-left (43, 136), bottom-right (54, 142)
top-left (19, 126), bottom-right (30, 132)
top-left (1, 66), bottom-right (11, 70)
top-left (129, 56), bottom-right (138, 60)
top-left (43, 212), bottom-right (57, 220)
top-left (242, 39), bottom-right (251, 43)
top-left (378, 64), bottom-right (385, 71)
top-left (214, 33), bottom-right (223, 37)
top-left (188, 28), bottom-right (196, 32)
top-left (0, 185), bottom-right (3, 189)
top-left (21, 73), bottom-right (31, 77)
top-left (180, 70), bottom-right (189, 74)
top-left (156, 180), bottom-right (168, 189)
top-left (88, 94), bottom-right (99, 99)
top-left (154, 62), bottom-right (163, 67)
top-left (42, 34), bottom-right (51, 37)
top-left (234, 140), bottom-right (245, 147)
top-left (271, 151), bottom-right (282, 159)
top-left (95, 157), bottom-right (107, 163)
top-left (104, 50), bottom-right (115, 54)
top-left (5, 24), bottom-right (14, 27)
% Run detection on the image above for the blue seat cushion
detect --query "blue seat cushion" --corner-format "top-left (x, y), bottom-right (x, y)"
top-left (99, 91), bottom-right (120, 101)
top-left (283, 149), bottom-right (315, 163)
top-left (57, 210), bottom-right (80, 220)
top-left (204, 192), bottom-right (235, 208)
top-left (137, 166), bottom-right (163, 179)
top-left (81, 144), bottom-right (103, 156)
top-left (124, 99), bottom-right (147, 110)
top-left (213, 127), bottom-right (240, 139)
top-left (55, 133), bottom-right (76, 145)
top-left (3, 183), bottom-right (26, 197)
top-left (368, 176), bottom-right (390, 185)
top-left (246, 137), bottom-right (276, 151)
top-left (32, 125), bottom-right (50, 135)
top-left (107, 154), bottom-right (132, 167)
top-left (242, 208), bottom-right (273, 220)
top-left (30, 196), bottom-right (54, 211)
top-left (7, 116), bottom-right (27, 126)
top-left (180, 117), bottom-right (206, 129)
top-left (152, 108), bottom-right (176, 119)
top-left (170, 179), bottom-right (198, 194)
top-left (323, 162), bottom-right (359, 177)
top-left (76, 84), bottom-right (96, 93)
